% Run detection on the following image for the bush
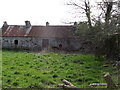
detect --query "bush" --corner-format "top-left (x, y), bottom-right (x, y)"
top-left (95, 34), bottom-right (120, 60)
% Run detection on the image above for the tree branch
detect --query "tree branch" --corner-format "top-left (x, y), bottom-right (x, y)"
top-left (89, 83), bottom-right (107, 87)
top-left (57, 79), bottom-right (78, 88)
top-left (67, 2), bottom-right (86, 10)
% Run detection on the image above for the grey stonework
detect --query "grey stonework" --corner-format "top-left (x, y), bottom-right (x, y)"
top-left (1, 37), bottom-right (93, 53)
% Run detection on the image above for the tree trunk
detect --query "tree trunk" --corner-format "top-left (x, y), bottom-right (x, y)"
top-left (85, 0), bottom-right (92, 30)
top-left (105, 1), bottom-right (113, 27)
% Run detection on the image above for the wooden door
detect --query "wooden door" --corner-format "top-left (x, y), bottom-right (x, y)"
top-left (42, 39), bottom-right (49, 48)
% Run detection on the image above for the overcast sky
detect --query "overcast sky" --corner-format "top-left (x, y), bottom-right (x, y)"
top-left (0, 0), bottom-right (102, 26)
top-left (0, 0), bottom-right (71, 26)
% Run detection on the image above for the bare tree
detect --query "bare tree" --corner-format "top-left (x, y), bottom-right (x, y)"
top-left (97, 0), bottom-right (118, 26)
top-left (67, 0), bottom-right (93, 29)
top-left (105, 1), bottom-right (113, 25)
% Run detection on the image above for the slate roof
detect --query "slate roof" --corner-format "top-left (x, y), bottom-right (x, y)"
top-left (1, 25), bottom-right (76, 38)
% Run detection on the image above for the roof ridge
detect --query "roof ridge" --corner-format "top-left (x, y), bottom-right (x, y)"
top-left (7, 25), bottom-right (73, 27)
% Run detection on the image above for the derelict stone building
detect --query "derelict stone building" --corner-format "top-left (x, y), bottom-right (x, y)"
top-left (1, 21), bottom-right (92, 52)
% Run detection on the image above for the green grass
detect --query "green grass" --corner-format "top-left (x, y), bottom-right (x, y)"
top-left (2, 50), bottom-right (116, 88)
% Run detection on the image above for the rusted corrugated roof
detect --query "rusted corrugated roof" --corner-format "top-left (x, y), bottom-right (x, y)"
top-left (2, 25), bottom-right (76, 38)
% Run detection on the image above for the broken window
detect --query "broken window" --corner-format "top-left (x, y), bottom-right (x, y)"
top-left (14, 40), bottom-right (18, 45)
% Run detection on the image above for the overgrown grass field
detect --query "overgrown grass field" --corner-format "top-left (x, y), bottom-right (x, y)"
top-left (2, 50), bottom-right (115, 88)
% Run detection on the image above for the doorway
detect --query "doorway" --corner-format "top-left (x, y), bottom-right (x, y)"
top-left (42, 39), bottom-right (49, 48)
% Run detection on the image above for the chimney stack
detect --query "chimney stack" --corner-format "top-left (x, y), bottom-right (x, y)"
top-left (25, 21), bottom-right (31, 28)
top-left (3, 21), bottom-right (8, 27)
top-left (73, 22), bottom-right (77, 33)
top-left (46, 22), bottom-right (49, 26)
top-left (74, 22), bottom-right (77, 27)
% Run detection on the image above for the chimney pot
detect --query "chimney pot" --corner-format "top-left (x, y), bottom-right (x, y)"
top-left (46, 22), bottom-right (49, 26)
top-left (25, 21), bottom-right (31, 28)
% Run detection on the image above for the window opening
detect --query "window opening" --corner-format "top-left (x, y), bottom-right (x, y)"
top-left (14, 40), bottom-right (18, 45)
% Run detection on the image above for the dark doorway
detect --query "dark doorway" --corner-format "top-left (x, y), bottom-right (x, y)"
top-left (14, 40), bottom-right (18, 45)
top-left (59, 44), bottom-right (62, 49)
top-left (59, 44), bottom-right (62, 48)
top-left (42, 39), bottom-right (49, 48)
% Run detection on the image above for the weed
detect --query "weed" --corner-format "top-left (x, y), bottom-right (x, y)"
top-left (12, 82), bottom-right (19, 86)
top-left (52, 74), bottom-right (58, 78)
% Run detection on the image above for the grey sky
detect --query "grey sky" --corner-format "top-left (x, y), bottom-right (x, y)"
top-left (1, 0), bottom-right (117, 26)
top-left (0, 0), bottom-right (72, 26)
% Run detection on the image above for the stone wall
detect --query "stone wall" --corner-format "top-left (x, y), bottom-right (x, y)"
top-left (1, 36), bottom-right (93, 53)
